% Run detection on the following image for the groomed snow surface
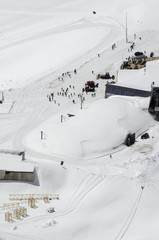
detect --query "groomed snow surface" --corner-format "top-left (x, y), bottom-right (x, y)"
top-left (0, 0), bottom-right (159, 239)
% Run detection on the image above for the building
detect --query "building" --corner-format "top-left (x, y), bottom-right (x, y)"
top-left (148, 85), bottom-right (159, 120)
top-left (0, 153), bottom-right (35, 182)
top-left (105, 83), bottom-right (151, 98)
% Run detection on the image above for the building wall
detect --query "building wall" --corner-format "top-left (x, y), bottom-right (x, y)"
top-left (0, 170), bottom-right (6, 180)
top-left (0, 170), bottom-right (34, 182)
top-left (105, 84), bottom-right (151, 98)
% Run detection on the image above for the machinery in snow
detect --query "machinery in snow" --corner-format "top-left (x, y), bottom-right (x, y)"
top-left (84, 81), bottom-right (98, 92)
top-left (96, 72), bottom-right (115, 80)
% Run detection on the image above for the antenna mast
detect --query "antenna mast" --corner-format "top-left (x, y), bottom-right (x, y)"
top-left (126, 12), bottom-right (128, 43)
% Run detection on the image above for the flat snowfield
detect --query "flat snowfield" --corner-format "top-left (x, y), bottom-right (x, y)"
top-left (0, 0), bottom-right (159, 239)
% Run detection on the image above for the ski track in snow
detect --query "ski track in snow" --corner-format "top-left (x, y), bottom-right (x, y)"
top-left (0, 16), bottom-right (120, 52)
top-left (114, 158), bottom-right (151, 240)
top-left (0, 173), bottom-right (105, 239)
top-left (0, 15), bottom-right (123, 90)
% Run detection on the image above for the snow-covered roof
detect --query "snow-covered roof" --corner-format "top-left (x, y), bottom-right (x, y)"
top-left (117, 60), bottom-right (159, 91)
top-left (0, 153), bottom-right (34, 172)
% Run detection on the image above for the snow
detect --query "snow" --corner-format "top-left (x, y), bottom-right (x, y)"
top-left (0, 0), bottom-right (159, 240)
top-left (0, 25), bottom-right (109, 90)
top-left (25, 97), bottom-right (153, 159)
top-left (118, 60), bottom-right (159, 91)
top-left (0, 153), bottom-right (34, 172)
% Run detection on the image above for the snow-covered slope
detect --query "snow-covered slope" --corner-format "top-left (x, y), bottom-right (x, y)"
top-left (0, 0), bottom-right (158, 90)
top-left (0, 0), bottom-right (159, 240)
top-left (25, 97), bottom-right (153, 159)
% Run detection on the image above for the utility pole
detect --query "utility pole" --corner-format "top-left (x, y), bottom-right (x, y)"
top-left (2, 92), bottom-right (4, 103)
top-left (41, 131), bottom-right (43, 140)
top-left (126, 12), bottom-right (128, 43)
top-left (80, 94), bottom-right (83, 110)
top-left (116, 70), bottom-right (118, 82)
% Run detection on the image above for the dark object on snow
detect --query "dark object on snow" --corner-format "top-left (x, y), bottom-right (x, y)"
top-left (96, 72), bottom-right (112, 80)
top-left (112, 43), bottom-right (116, 50)
top-left (150, 52), bottom-right (154, 58)
top-left (48, 207), bottom-right (55, 213)
top-left (148, 85), bottom-right (159, 121)
top-left (125, 133), bottom-right (135, 147)
top-left (134, 51), bottom-right (146, 60)
top-left (68, 113), bottom-right (75, 117)
top-left (60, 161), bottom-right (64, 166)
top-left (130, 43), bottom-right (135, 51)
top-left (85, 81), bottom-right (98, 92)
top-left (111, 75), bottom-right (115, 80)
top-left (134, 52), bottom-right (143, 56)
top-left (120, 61), bottom-right (131, 69)
top-left (93, 11), bottom-right (96, 14)
top-left (141, 133), bottom-right (150, 139)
